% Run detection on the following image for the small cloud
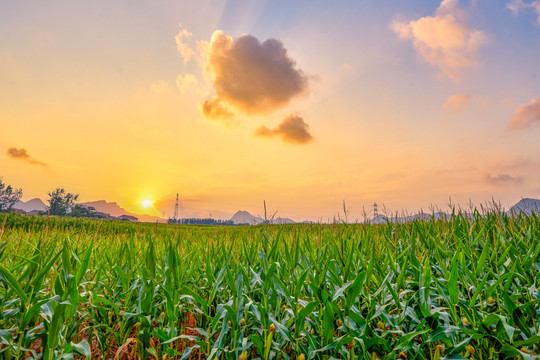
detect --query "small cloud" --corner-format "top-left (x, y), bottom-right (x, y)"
top-left (254, 114), bottom-right (313, 144)
top-left (201, 98), bottom-right (238, 128)
top-left (502, 98), bottom-right (515, 106)
top-left (507, 0), bottom-right (540, 23)
top-left (508, 97), bottom-right (540, 129)
top-left (444, 94), bottom-right (472, 112)
top-left (204, 30), bottom-right (309, 114)
top-left (484, 173), bottom-right (523, 185)
top-left (392, 0), bottom-right (488, 81)
top-left (176, 73), bottom-right (199, 94)
top-left (6, 147), bottom-right (47, 166)
top-left (175, 23), bottom-right (196, 64)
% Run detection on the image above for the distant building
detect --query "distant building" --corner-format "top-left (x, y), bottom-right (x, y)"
top-left (116, 215), bottom-right (138, 222)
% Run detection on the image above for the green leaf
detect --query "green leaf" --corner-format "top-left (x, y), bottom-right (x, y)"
top-left (346, 271), bottom-right (366, 313)
top-left (0, 263), bottom-right (29, 305)
top-left (76, 245), bottom-right (92, 285)
top-left (332, 280), bottom-right (354, 302)
top-left (72, 340), bottom-right (91, 360)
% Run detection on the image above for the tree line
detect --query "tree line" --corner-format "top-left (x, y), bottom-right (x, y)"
top-left (169, 218), bottom-right (235, 225)
top-left (0, 178), bottom-right (96, 217)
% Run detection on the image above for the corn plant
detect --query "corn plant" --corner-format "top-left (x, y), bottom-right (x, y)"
top-left (0, 211), bottom-right (539, 359)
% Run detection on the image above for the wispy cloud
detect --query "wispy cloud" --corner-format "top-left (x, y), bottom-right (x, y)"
top-left (176, 73), bottom-right (199, 94)
top-left (483, 173), bottom-right (523, 186)
top-left (507, 0), bottom-right (540, 23)
top-left (392, 0), bottom-right (488, 81)
top-left (255, 114), bottom-right (313, 144)
top-left (508, 97), bottom-right (540, 129)
top-left (6, 147), bottom-right (47, 166)
top-left (175, 23), bottom-right (196, 64)
top-left (444, 93), bottom-right (472, 112)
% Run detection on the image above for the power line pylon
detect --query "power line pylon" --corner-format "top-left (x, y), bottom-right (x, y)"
top-left (173, 193), bottom-right (179, 223)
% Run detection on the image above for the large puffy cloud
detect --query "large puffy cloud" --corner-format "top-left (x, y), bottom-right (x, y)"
top-left (508, 98), bottom-right (540, 129)
top-left (255, 114), bottom-right (313, 144)
top-left (507, 0), bottom-right (540, 23)
top-left (205, 31), bottom-right (309, 114)
top-left (6, 147), bottom-right (46, 166)
top-left (392, 0), bottom-right (487, 81)
top-left (176, 28), bottom-right (313, 141)
top-left (444, 93), bottom-right (472, 112)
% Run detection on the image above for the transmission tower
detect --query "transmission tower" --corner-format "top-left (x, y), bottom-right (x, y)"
top-left (173, 193), bottom-right (179, 222)
top-left (373, 202), bottom-right (378, 217)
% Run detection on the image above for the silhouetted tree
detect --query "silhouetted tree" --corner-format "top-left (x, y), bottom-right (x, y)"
top-left (0, 179), bottom-right (23, 212)
top-left (47, 188), bottom-right (79, 216)
top-left (172, 218), bottom-right (235, 225)
top-left (70, 204), bottom-right (96, 218)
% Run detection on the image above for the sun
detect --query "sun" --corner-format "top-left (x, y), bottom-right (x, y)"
top-left (142, 199), bottom-right (152, 208)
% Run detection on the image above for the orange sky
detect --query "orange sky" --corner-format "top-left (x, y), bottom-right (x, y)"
top-left (2, 0), bottom-right (540, 221)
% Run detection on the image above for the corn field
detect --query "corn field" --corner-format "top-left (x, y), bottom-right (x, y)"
top-left (0, 212), bottom-right (539, 359)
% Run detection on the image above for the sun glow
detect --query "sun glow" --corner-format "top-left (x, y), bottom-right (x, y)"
top-left (142, 200), bottom-right (152, 208)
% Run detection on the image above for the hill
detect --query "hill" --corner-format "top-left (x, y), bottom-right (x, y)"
top-left (83, 200), bottom-right (164, 223)
top-left (230, 210), bottom-right (264, 225)
top-left (13, 198), bottom-right (47, 212)
top-left (508, 198), bottom-right (540, 215)
top-left (12, 198), bottom-right (164, 222)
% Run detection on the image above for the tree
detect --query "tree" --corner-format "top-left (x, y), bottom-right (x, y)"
top-left (47, 188), bottom-right (79, 216)
top-left (70, 204), bottom-right (96, 218)
top-left (0, 179), bottom-right (23, 212)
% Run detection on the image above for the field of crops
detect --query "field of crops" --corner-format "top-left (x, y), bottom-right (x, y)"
top-left (0, 212), bottom-right (539, 360)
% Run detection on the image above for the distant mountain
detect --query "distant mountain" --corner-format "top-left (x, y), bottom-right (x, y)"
top-left (508, 198), bottom-right (540, 215)
top-left (229, 210), bottom-right (297, 225)
top-left (83, 200), bottom-right (128, 217)
top-left (230, 210), bottom-right (264, 225)
top-left (273, 217), bottom-right (295, 224)
top-left (83, 200), bottom-right (164, 223)
top-left (13, 198), bottom-right (47, 212)
top-left (370, 214), bottom-right (389, 224)
top-left (366, 198), bottom-right (540, 223)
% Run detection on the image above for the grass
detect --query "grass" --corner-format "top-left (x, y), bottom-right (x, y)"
top-left (0, 211), bottom-right (539, 359)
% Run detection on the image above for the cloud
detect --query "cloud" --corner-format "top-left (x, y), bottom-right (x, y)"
top-left (483, 173), bottom-right (523, 185)
top-left (444, 93), bottom-right (472, 112)
top-left (201, 98), bottom-right (238, 128)
top-left (392, 0), bottom-right (488, 81)
top-left (176, 73), bottom-right (199, 94)
top-left (176, 27), bottom-right (314, 142)
top-left (254, 114), bottom-right (313, 144)
top-left (204, 31), bottom-right (309, 114)
top-left (507, 0), bottom-right (540, 23)
top-left (175, 24), bottom-right (196, 63)
top-left (6, 147), bottom-right (47, 166)
top-left (508, 97), bottom-right (540, 129)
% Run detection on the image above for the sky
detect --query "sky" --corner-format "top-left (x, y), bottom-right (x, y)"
top-left (1, 0), bottom-right (540, 221)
